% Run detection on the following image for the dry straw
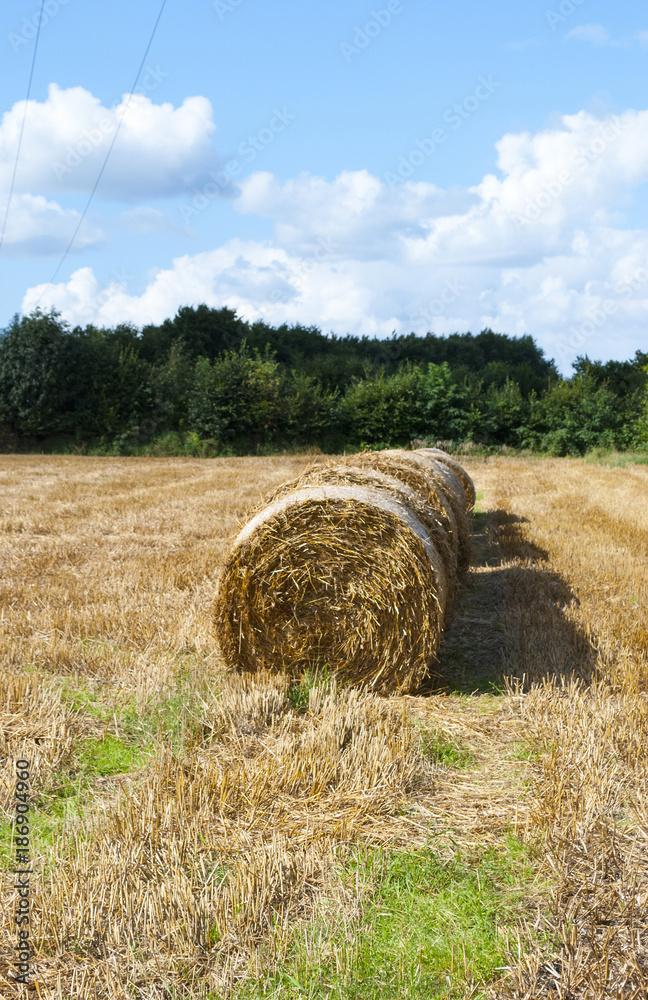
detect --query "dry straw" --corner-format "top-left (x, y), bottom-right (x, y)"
top-left (215, 449), bottom-right (474, 693)
top-left (416, 447), bottom-right (476, 510)
top-left (265, 462), bottom-right (456, 599)
top-left (215, 481), bottom-right (447, 693)
top-left (369, 449), bottom-right (472, 572)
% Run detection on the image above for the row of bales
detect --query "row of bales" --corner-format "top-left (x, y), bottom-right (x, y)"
top-left (214, 449), bottom-right (475, 695)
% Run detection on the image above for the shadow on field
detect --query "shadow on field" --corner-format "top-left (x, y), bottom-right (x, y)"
top-left (418, 508), bottom-right (598, 695)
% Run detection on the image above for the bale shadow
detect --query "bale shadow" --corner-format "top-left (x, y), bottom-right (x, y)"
top-left (417, 508), bottom-right (598, 695)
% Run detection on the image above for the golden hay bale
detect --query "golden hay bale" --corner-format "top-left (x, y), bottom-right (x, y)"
top-left (411, 454), bottom-right (473, 572)
top-left (214, 483), bottom-right (447, 694)
top-left (334, 450), bottom-right (462, 573)
top-left (416, 448), bottom-right (476, 510)
top-left (265, 462), bottom-right (457, 596)
top-left (350, 449), bottom-right (472, 573)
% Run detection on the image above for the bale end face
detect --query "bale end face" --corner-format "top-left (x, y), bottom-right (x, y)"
top-left (215, 487), bottom-right (446, 695)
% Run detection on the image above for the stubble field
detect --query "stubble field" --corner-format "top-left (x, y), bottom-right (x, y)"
top-left (1, 453), bottom-right (647, 999)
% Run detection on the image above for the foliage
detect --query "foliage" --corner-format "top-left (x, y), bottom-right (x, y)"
top-left (187, 342), bottom-right (282, 444)
top-left (342, 362), bottom-right (472, 445)
top-left (521, 370), bottom-right (630, 456)
top-left (637, 362), bottom-right (648, 446)
top-left (0, 310), bottom-right (75, 435)
top-left (0, 307), bottom-right (645, 454)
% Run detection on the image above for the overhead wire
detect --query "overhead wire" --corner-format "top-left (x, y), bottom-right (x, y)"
top-left (0, 0), bottom-right (47, 255)
top-left (37, 0), bottom-right (169, 303)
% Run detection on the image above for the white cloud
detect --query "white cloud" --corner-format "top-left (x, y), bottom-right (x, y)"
top-left (0, 84), bottom-right (219, 201)
top-left (22, 107), bottom-right (648, 372)
top-left (565, 23), bottom-right (611, 44)
top-left (234, 169), bottom-right (477, 258)
top-left (0, 193), bottom-right (103, 256)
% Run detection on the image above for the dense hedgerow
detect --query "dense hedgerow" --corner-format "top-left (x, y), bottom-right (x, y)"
top-left (0, 306), bottom-right (646, 456)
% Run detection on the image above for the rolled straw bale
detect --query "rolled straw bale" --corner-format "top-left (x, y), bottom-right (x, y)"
top-left (215, 483), bottom-right (447, 694)
top-left (351, 449), bottom-right (472, 573)
top-left (416, 448), bottom-right (476, 510)
top-left (412, 455), bottom-right (473, 572)
top-left (265, 462), bottom-right (456, 598)
top-left (381, 450), bottom-right (472, 571)
top-left (334, 450), bottom-right (461, 576)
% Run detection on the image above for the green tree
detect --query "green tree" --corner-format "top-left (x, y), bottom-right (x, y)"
top-left (637, 363), bottom-right (648, 446)
top-left (151, 339), bottom-right (193, 431)
top-left (187, 342), bottom-right (282, 445)
top-left (278, 370), bottom-right (341, 443)
top-left (522, 371), bottom-right (623, 455)
top-left (94, 345), bottom-right (153, 439)
top-left (477, 378), bottom-right (528, 446)
top-left (342, 362), bottom-right (471, 446)
top-left (0, 310), bottom-right (73, 435)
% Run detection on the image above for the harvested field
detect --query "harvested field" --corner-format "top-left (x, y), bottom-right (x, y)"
top-left (1, 454), bottom-right (647, 998)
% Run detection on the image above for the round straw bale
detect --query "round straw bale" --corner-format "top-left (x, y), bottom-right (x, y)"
top-left (334, 451), bottom-right (461, 574)
top-left (410, 454), bottom-right (473, 571)
top-left (350, 450), bottom-right (472, 573)
top-left (416, 448), bottom-right (476, 510)
top-left (265, 462), bottom-right (457, 597)
top-left (215, 484), bottom-right (447, 694)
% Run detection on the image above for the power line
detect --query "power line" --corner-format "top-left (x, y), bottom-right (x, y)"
top-left (0, 0), bottom-right (47, 255)
top-left (38, 0), bottom-right (169, 302)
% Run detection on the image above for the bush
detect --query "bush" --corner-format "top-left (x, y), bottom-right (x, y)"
top-left (521, 372), bottom-right (623, 456)
top-left (342, 362), bottom-right (471, 446)
top-left (187, 342), bottom-right (282, 445)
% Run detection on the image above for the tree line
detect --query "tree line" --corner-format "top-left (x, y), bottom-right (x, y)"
top-left (0, 306), bottom-right (646, 456)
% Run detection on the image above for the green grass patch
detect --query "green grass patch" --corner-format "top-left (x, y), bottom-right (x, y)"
top-left (585, 448), bottom-right (648, 468)
top-left (75, 734), bottom-right (146, 777)
top-left (0, 788), bottom-right (87, 872)
top-left (287, 667), bottom-right (332, 713)
top-left (419, 727), bottom-right (476, 768)
top-left (59, 659), bottom-right (220, 752)
top-left (239, 838), bottom-right (538, 999)
top-left (508, 739), bottom-right (548, 763)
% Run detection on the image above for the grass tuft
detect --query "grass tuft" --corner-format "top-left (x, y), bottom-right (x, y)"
top-left (240, 839), bottom-right (538, 1000)
top-left (75, 734), bottom-right (146, 777)
top-left (419, 727), bottom-right (476, 768)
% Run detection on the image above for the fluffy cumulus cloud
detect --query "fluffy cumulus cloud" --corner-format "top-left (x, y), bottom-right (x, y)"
top-left (0, 192), bottom-right (103, 255)
top-left (23, 106), bottom-right (648, 371)
top-left (233, 169), bottom-right (477, 258)
top-left (0, 84), bottom-right (218, 200)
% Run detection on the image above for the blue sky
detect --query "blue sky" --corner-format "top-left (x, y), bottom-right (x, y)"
top-left (1, 0), bottom-right (647, 371)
